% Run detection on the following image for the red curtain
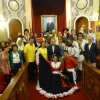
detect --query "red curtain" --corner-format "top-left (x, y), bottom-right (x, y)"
top-left (90, 21), bottom-right (95, 32)
top-left (57, 2), bottom-right (66, 33)
top-left (31, 0), bottom-right (66, 36)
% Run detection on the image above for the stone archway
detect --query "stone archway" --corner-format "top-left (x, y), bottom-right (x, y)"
top-left (9, 18), bottom-right (22, 42)
top-left (76, 17), bottom-right (88, 34)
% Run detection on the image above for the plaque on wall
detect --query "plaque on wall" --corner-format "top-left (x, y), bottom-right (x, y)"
top-left (8, 0), bottom-right (19, 12)
top-left (76, 0), bottom-right (88, 10)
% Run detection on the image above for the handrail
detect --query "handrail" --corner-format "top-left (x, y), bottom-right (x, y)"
top-left (0, 64), bottom-right (28, 100)
top-left (83, 60), bottom-right (100, 75)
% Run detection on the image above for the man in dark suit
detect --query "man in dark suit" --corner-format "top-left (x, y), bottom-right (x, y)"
top-left (47, 39), bottom-right (60, 61)
top-left (46, 18), bottom-right (54, 34)
top-left (85, 36), bottom-right (99, 67)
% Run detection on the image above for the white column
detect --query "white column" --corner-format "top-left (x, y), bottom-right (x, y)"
top-left (66, 0), bottom-right (71, 31)
top-left (25, 0), bottom-right (32, 30)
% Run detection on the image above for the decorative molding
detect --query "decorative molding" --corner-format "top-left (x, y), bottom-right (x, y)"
top-left (88, 78), bottom-right (95, 89)
top-left (6, 17), bottom-right (24, 38)
top-left (8, 0), bottom-right (19, 12)
top-left (71, 0), bottom-right (93, 19)
top-left (4, 0), bottom-right (24, 13)
top-left (76, 0), bottom-right (88, 11)
top-left (71, 0), bottom-right (93, 29)
top-left (74, 15), bottom-right (90, 29)
top-left (2, 0), bottom-right (26, 38)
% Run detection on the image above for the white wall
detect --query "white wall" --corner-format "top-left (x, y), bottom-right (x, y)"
top-left (93, 0), bottom-right (99, 18)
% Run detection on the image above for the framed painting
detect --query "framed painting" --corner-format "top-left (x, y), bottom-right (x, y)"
top-left (96, 26), bottom-right (100, 32)
top-left (41, 15), bottom-right (57, 34)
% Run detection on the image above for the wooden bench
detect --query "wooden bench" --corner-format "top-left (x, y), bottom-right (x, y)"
top-left (82, 60), bottom-right (100, 100)
top-left (0, 64), bottom-right (29, 100)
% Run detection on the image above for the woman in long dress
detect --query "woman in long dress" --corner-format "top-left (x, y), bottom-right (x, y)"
top-left (0, 45), bottom-right (10, 74)
top-left (36, 54), bottom-right (79, 98)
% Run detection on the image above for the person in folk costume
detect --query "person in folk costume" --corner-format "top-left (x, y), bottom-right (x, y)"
top-left (72, 35), bottom-right (78, 48)
top-left (88, 28), bottom-right (96, 43)
top-left (62, 28), bottom-right (70, 43)
top-left (66, 39), bottom-right (79, 59)
top-left (36, 54), bottom-right (79, 99)
top-left (75, 33), bottom-right (88, 78)
top-left (63, 50), bottom-right (78, 85)
top-left (16, 37), bottom-right (25, 62)
top-left (80, 28), bottom-right (88, 41)
top-left (62, 28), bottom-right (70, 38)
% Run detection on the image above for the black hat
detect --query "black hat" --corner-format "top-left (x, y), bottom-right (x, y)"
top-left (62, 28), bottom-right (69, 32)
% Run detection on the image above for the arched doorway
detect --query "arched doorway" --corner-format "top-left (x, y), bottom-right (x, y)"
top-left (76, 17), bottom-right (88, 34)
top-left (9, 18), bottom-right (22, 42)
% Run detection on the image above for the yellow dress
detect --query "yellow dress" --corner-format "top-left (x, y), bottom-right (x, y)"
top-left (37, 48), bottom-right (48, 60)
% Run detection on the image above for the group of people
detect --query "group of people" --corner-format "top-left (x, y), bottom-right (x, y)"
top-left (0, 41), bottom-right (23, 75)
top-left (0, 27), bottom-right (99, 98)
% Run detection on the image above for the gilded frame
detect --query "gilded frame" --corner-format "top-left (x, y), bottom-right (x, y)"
top-left (41, 15), bottom-right (57, 34)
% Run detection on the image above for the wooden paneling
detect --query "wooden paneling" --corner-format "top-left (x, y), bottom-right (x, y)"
top-left (96, 54), bottom-right (100, 69)
top-left (8, 90), bottom-right (18, 100)
top-left (82, 60), bottom-right (100, 100)
top-left (0, 64), bottom-right (29, 100)
top-left (9, 19), bottom-right (22, 42)
top-left (76, 17), bottom-right (88, 34)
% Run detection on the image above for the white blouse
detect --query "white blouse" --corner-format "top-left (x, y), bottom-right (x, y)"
top-left (51, 62), bottom-right (61, 69)
top-left (13, 53), bottom-right (20, 63)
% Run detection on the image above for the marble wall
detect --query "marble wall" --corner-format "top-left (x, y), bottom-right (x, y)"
top-left (71, 0), bottom-right (93, 29)
top-left (2, 0), bottom-right (26, 39)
